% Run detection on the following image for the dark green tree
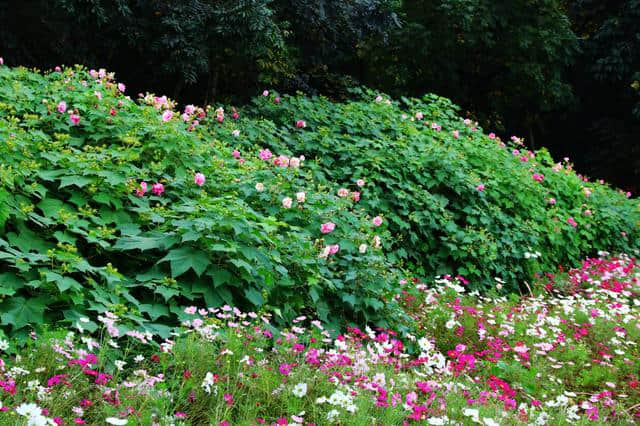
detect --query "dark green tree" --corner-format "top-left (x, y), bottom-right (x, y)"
top-left (561, 0), bottom-right (640, 187)
top-left (362, 0), bottom-right (579, 145)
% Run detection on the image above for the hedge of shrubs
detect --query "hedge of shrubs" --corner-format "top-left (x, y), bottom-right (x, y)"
top-left (0, 63), bottom-right (638, 339)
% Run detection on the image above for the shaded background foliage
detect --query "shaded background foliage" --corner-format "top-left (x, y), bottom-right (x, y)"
top-left (0, 0), bottom-right (638, 189)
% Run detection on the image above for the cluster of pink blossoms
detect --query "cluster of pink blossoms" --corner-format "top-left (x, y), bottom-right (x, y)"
top-left (135, 181), bottom-right (164, 197)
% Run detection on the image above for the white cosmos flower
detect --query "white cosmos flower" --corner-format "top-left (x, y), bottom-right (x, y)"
top-left (16, 403), bottom-right (42, 417)
top-left (105, 418), bottom-right (129, 425)
top-left (292, 382), bottom-right (308, 398)
top-left (327, 409), bottom-right (340, 421)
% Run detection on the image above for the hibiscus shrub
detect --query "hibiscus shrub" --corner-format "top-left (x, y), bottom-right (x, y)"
top-left (242, 89), bottom-right (640, 291)
top-left (0, 65), bottom-right (398, 338)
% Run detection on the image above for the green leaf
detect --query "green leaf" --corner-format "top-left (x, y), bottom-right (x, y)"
top-left (0, 272), bottom-right (25, 296)
top-left (140, 304), bottom-right (169, 321)
top-left (155, 286), bottom-right (181, 302)
top-left (0, 296), bottom-right (48, 329)
top-left (342, 293), bottom-right (357, 307)
top-left (158, 247), bottom-right (211, 277)
top-left (209, 268), bottom-right (232, 287)
top-left (59, 176), bottom-right (93, 188)
top-left (114, 234), bottom-right (178, 251)
top-left (44, 271), bottom-right (82, 292)
top-left (0, 188), bottom-right (10, 228)
top-left (37, 198), bottom-right (66, 218)
top-left (244, 287), bottom-right (264, 307)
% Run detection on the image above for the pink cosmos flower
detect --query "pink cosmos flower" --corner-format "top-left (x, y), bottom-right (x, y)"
top-left (152, 183), bottom-right (165, 196)
top-left (356, 179), bottom-right (365, 187)
top-left (194, 172), bottom-right (205, 186)
top-left (328, 244), bottom-right (340, 255)
top-left (372, 216), bottom-right (383, 227)
top-left (296, 120), bottom-right (306, 128)
top-left (452, 130), bottom-right (460, 139)
top-left (118, 83), bottom-right (126, 93)
top-left (57, 101), bottom-right (67, 113)
top-left (375, 95), bottom-right (383, 102)
top-left (320, 222), bottom-right (336, 234)
top-left (476, 184), bottom-right (485, 192)
top-left (489, 132), bottom-right (496, 139)
top-left (262, 90), bottom-right (269, 96)
top-left (282, 197), bottom-right (293, 209)
top-left (232, 149), bottom-right (241, 158)
top-left (259, 149), bottom-right (272, 160)
top-left (175, 412), bottom-right (187, 419)
top-left (0, 57), bottom-right (3, 65)
top-left (532, 173), bottom-right (545, 182)
top-left (70, 114), bottom-right (81, 125)
top-left (548, 198), bottom-right (556, 205)
top-left (274, 97), bottom-right (281, 104)
top-left (352, 191), bottom-right (361, 202)
top-left (567, 217), bottom-right (577, 227)
top-left (337, 188), bottom-right (349, 197)
top-left (162, 110), bottom-right (173, 122)
top-left (416, 112), bottom-right (424, 120)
